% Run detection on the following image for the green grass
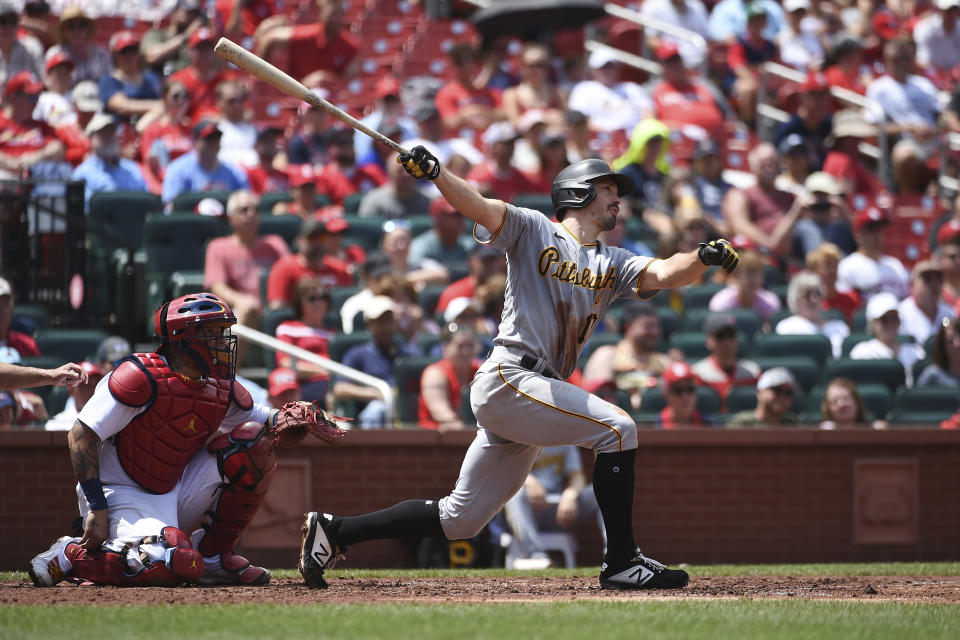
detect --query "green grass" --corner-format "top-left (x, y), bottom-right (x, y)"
top-left (2, 601), bottom-right (960, 640)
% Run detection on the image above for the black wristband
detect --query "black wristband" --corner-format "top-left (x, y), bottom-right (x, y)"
top-left (80, 478), bottom-right (109, 511)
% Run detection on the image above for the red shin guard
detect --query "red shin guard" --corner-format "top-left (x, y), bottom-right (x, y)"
top-left (65, 527), bottom-right (203, 586)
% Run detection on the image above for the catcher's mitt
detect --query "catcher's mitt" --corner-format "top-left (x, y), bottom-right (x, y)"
top-left (268, 401), bottom-right (347, 446)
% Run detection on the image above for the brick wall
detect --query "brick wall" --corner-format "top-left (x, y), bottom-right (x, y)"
top-left (2, 429), bottom-right (959, 571)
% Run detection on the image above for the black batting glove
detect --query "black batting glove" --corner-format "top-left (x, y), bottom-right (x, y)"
top-left (397, 145), bottom-right (440, 180)
top-left (698, 238), bottom-right (739, 273)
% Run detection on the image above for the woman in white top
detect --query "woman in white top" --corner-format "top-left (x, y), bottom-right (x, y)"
top-left (775, 271), bottom-right (850, 358)
top-left (849, 292), bottom-right (925, 386)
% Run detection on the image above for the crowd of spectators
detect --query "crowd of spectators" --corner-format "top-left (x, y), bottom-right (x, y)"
top-left (3, 0), bottom-right (960, 432)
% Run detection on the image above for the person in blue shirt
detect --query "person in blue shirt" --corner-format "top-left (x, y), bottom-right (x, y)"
top-left (708, 0), bottom-right (784, 42)
top-left (161, 120), bottom-right (248, 205)
top-left (71, 113), bottom-right (148, 211)
top-left (98, 31), bottom-right (162, 121)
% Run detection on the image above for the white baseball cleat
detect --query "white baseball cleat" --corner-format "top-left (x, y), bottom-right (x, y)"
top-left (28, 537), bottom-right (73, 587)
top-left (299, 512), bottom-right (344, 589)
top-left (599, 550), bottom-right (689, 590)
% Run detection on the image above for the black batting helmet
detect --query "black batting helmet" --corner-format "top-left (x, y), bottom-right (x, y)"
top-left (550, 159), bottom-right (633, 220)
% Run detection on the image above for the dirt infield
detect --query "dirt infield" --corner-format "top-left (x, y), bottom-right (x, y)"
top-left (3, 575), bottom-right (960, 605)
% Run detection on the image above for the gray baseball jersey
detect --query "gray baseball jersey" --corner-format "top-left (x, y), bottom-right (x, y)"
top-left (477, 203), bottom-right (658, 379)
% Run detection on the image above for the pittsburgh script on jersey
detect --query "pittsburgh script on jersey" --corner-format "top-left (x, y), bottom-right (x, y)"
top-left (537, 246), bottom-right (616, 303)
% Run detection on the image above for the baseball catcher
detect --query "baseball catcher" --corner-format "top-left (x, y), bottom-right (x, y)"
top-left (28, 293), bottom-right (344, 587)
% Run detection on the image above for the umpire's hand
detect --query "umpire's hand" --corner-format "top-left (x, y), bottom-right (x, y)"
top-left (698, 239), bottom-right (740, 273)
top-left (397, 145), bottom-right (441, 180)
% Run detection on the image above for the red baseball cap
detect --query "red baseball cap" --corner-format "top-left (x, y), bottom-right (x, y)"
top-left (5, 71), bottom-right (44, 96)
top-left (311, 213), bottom-right (350, 233)
top-left (109, 30), bottom-right (141, 53)
top-left (375, 75), bottom-right (401, 100)
top-left (871, 11), bottom-right (900, 40)
top-left (268, 368), bottom-right (300, 396)
top-left (189, 27), bottom-right (217, 48)
top-left (429, 197), bottom-right (458, 217)
top-left (800, 70), bottom-right (829, 92)
top-left (937, 220), bottom-right (960, 246)
top-left (655, 41), bottom-right (681, 61)
top-left (853, 207), bottom-right (888, 232)
top-left (44, 51), bottom-right (73, 73)
top-left (662, 361), bottom-right (696, 389)
top-left (288, 165), bottom-right (315, 188)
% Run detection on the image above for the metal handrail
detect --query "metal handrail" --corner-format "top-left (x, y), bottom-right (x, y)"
top-left (584, 39), bottom-right (661, 75)
top-left (603, 3), bottom-right (708, 77)
top-left (231, 323), bottom-right (395, 426)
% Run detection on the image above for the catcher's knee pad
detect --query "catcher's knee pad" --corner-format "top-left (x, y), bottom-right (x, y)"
top-left (66, 527), bottom-right (203, 586)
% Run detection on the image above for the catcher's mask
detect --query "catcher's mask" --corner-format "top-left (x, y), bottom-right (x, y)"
top-left (154, 293), bottom-right (238, 379)
top-left (550, 158), bottom-right (633, 221)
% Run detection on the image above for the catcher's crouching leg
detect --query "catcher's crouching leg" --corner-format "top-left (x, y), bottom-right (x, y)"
top-left (68, 527), bottom-right (204, 586)
top-left (196, 421), bottom-right (277, 586)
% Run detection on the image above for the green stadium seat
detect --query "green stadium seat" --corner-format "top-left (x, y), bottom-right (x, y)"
top-left (407, 214), bottom-right (433, 238)
top-left (681, 283), bottom-right (724, 310)
top-left (684, 309), bottom-right (763, 341)
top-left (343, 193), bottom-right (364, 215)
top-left (893, 387), bottom-right (960, 414)
top-left (394, 355), bottom-right (439, 426)
top-left (418, 283), bottom-right (448, 321)
top-left (912, 357), bottom-right (932, 383)
top-left (514, 193), bottom-right (553, 216)
top-left (579, 332), bottom-right (622, 369)
top-left (35, 328), bottom-right (109, 363)
top-left (750, 356), bottom-right (820, 391)
top-left (460, 385), bottom-right (476, 424)
top-left (170, 190), bottom-right (231, 213)
top-left (750, 334), bottom-right (833, 367)
top-left (18, 356), bottom-right (67, 371)
top-left (418, 332), bottom-right (443, 357)
top-left (258, 214), bottom-right (303, 251)
top-left (841, 332), bottom-right (872, 357)
top-left (262, 306), bottom-right (296, 338)
top-left (258, 191), bottom-right (293, 213)
top-left (657, 307), bottom-right (680, 339)
top-left (12, 304), bottom-right (50, 332)
top-left (668, 331), bottom-right (711, 361)
top-left (852, 309), bottom-right (867, 333)
top-left (824, 358), bottom-right (905, 391)
top-left (342, 216), bottom-right (384, 251)
top-left (886, 410), bottom-right (954, 425)
top-left (806, 383), bottom-right (892, 421)
top-left (329, 331), bottom-right (371, 363)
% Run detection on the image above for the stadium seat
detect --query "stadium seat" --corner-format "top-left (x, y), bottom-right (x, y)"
top-left (329, 331), bottom-right (372, 363)
top-left (668, 331), bottom-right (711, 361)
top-left (12, 304), bottom-right (50, 333)
top-left (259, 191), bottom-right (293, 214)
top-left (887, 410), bottom-right (956, 425)
top-left (750, 334), bottom-right (833, 367)
top-left (262, 305), bottom-right (296, 338)
top-left (343, 193), bottom-right (365, 215)
top-left (806, 383), bottom-right (892, 421)
top-left (258, 214), bottom-right (303, 251)
top-left (18, 356), bottom-right (67, 371)
top-left (169, 271), bottom-right (206, 298)
top-left (750, 356), bottom-right (820, 391)
top-left (841, 333), bottom-right (872, 357)
top-left (170, 191), bottom-right (231, 213)
top-left (393, 355), bottom-right (439, 426)
top-left (640, 385), bottom-right (721, 415)
top-left (912, 357), bottom-right (932, 383)
top-left (35, 328), bottom-right (109, 363)
top-left (824, 358), bottom-right (906, 391)
top-left (681, 283), bottom-right (724, 310)
top-left (579, 331), bottom-right (622, 369)
top-left (342, 216), bottom-right (385, 251)
top-left (685, 309), bottom-right (763, 342)
top-left (418, 283), bottom-right (449, 322)
top-left (657, 307), bottom-right (680, 339)
top-left (407, 214), bottom-right (434, 238)
top-left (893, 387), bottom-right (960, 415)
top-left (852, 309), bottom-right (867, 333)
top-left (460, 385), bottom-right (476, 424)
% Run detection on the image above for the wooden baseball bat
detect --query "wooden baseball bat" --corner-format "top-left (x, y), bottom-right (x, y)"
top-left (213, 37), bottom-right (410, 155)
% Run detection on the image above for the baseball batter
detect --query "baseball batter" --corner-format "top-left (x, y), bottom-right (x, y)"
top-left (300, 148), bottom-right (739, 589)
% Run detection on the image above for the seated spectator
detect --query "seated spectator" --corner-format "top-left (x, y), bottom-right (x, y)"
top-left (410, 198), bottom-right (476, 266)
top-left (314, 212), bottom-right (365, 274)
top-left (467, 122), bottom-right (538, 202)
top-left (139, 80), bottom-right (194, 182)
top-left (775, 271), bottom-right (851, 359)
top-left (254, 0), bottom-right (359, 86)
top-left (775, 134), bottom-right (811, 195)
top-left (282, 165), bottom-right (321, 216)
top-left (773, 72), bottom-right (832, 171)
top-left (583, 301), bottom-right (671, 410)
top-left (650, 44), bottom-right (725, 139)
top-left (792, 175), bottom-right (856, 259)
top-left (819, 377), bottom-right (886, 430)
top-left (523, 128), bottom-right (570, 194)
top-left (219, 0), bottom-right (280, 40)
top-left (722, 143), bottom-right (802, 254)
top-left (205, 189), bottom-right (290, 332)
top-left (640, 0), bottom-right (711, 70)
top-left (501, 43), bottom-right (565, 131)
top-left (504, 444), bottom-right (602, 569)
top-left (99, 31), bottom-right (162, 121)
top-left (380, 219), bottom-right (448, 290)
top-left (402, 103), bottom-right (483, 169)
top-left (433, 42), bottom-right (503, 135)
top-left (355, 78), bottom-right (417, 169)
top-left (0, 277), bottom-right (40, 360)
top-left (612, 119), bottom-right (670, 213)
top-left (708, 250), bottom-right (782, 323)
top-left (141, 0), bottom-right (204, 76)
top-left (418, 325), bottom-right (481, 431)
top-left (823, 34), bottom-right (869, 95)
top-left (890, 138), bottom-right (935, 196)
top-left (806, 242), bottom-right (861, 321)
top-left (865, 39), bottom-right (939, 148)
top-left (708, 0), bottom-right (785, 42)
top-left (0, 388), bottom-right (48, 429)
top-left (692, 312), bottom-right (762, 408)
top-left (724, 4), bottom-right (779, 124)
top-left (567, 49), bottom-right (653, 134)
top-left (850, 292), bottom-right (924, 386)
top-left (691, 139), bottom-right (731, 231)
top-left (821, 110), bottom-right (884, 197)
top-left (391, 277), bottom-right (436, 348)
top-left (333, 295), bottom-right (418, 428)
top-left (35, 51), bottom-right (78, 128)
top-left (267, 367), bottom-right (302, 409)
top-left (43, 361), bottom-right (103, 430)
top-left (898, 260), bottom-right (956, 346)
top-left (935, 221), bottom-right (960, 307)
top-left (837, 208), bottom-right (910, 300)
top-left (215, 80), bottom-right (258, 168)
top-left (287, 90), bottom-right (330, 166)
top-left (358, 152), bottom-right (432, 219)
top-left (917, 317), bottom-right (960, 387)
top-left (267, 217), bottom-right (353, 309)
top-left (0, 3), bottom-right (42, 88)
top-left (657, 361), bottom-right (712, 428)
top-left (47, 7), bottom-right (110, 85)
top-left (72, 113), bottom-right (148, 211)
top-left (0, 72), bottom-right (65, 179)
top-left (316, 124), bottom-right (386, 205)
top-left (161, 120), bottom-right (249, 203)
top-left (169, 28), bottom-right (237, 121)
top-left (95, 335), bottom-right (132, 373)
top-left (776, 0), bottom-right (824, 70)
top-left (276, 277), bottom-right (335, 403)
top-left (340, 252), bottom-right (394, 334)
top-left (913, 0), bottom-right (960, 78)
top-left (726, 366), bottom-right (798, 427)
top-left (435, 244), bottom-right (506, 316)
top-left (243, 124), bottom-right (291, 195)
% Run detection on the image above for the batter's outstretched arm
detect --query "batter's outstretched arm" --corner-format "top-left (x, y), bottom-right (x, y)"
top-left (68, 420), bottom-right (109, 550)
top-left (643, 251), bottom-right (710, 290)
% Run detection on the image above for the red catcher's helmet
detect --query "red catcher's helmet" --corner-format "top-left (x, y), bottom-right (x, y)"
top-left (154, 293), bottom-right (238, 379)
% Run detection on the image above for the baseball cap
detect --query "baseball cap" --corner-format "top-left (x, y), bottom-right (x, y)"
top-left (662, 361), bottom-right (696, 388)
top-left (936, 0), bottom-right (959, 11)
top-left (482, 121), bottom-right (519, 147)
top-left (703, 312), bottom-right (738, 335)
top-left (693, 138), bottom-right (720, 160)
top-left (443, 296), bottom-right (482, 324)
top-left (541, 127), bottom-right (566, 146)
top-left (517, 109), bottom-right (546, 135)
top-left (911, 259), bottom-right (943, 280)
top-left (655, 41), bottom-right (681, 61)
top-left (44, 50), bottom-right (73, 73)
top-left (937, 220), bottom-right (960, 246)
top-left (84, 112), bottom-right (118, 137)
top-left (312, 214), bottom-right (350, 234)
top-left (429, 197), bottom-right (458, 217)
top-left (871, 10), bottom-right (900, 40)
top-left (109, 30), bottom-right (141, 53)
top-left (745, 2), bottom-right (767, 19)
top-left (364, 295), bottom-right (395, 321)
top-left (59, 6), bottom-right (93, 29)
top-left (757, 367), bottom-right (797, 391)
top-left (195, 197), bottom-right (225, 217)
top-left (588, 49), bottom-right (619, 69)
top-left (783, 0), bottom-right (810, 11)
top-left (193, 120), bottom-right (222, 139)
top-left (97, 336), bottom-right (132, 364)
top-left (778, 133), bottom-right (805, 156)
top-left (805, 171), bottom-right (841, 196)
top-left (853, 207), bottom-right (888, 232)
top-left (189, 27), bottom-right (217, 48)
top-left (865, 292), bottom-right (900, 322)
top-left (361, 252), bottom-right (393, 279)
top-left (71, 80), bottom-right (103, 113)
top-left (375, 75), bottom-right (401, 100)
top-left (0, 277), bottom-right (11, 297)
top-left (268, 368), bottom-right (300, 396)
top-left (5, 71), bottom-right (44, 96)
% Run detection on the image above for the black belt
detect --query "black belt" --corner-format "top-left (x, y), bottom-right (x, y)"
top-left (519, 354), bottom-right (561, 380)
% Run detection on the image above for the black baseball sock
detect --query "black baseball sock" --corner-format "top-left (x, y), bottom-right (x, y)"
top-left (593, 449), bottom-right (638, 564)
top-left (329, 500), bottom-right (445, 546)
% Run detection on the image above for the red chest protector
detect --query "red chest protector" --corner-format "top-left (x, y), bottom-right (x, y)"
top-left (109, 353), bottom-right (252, 494)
